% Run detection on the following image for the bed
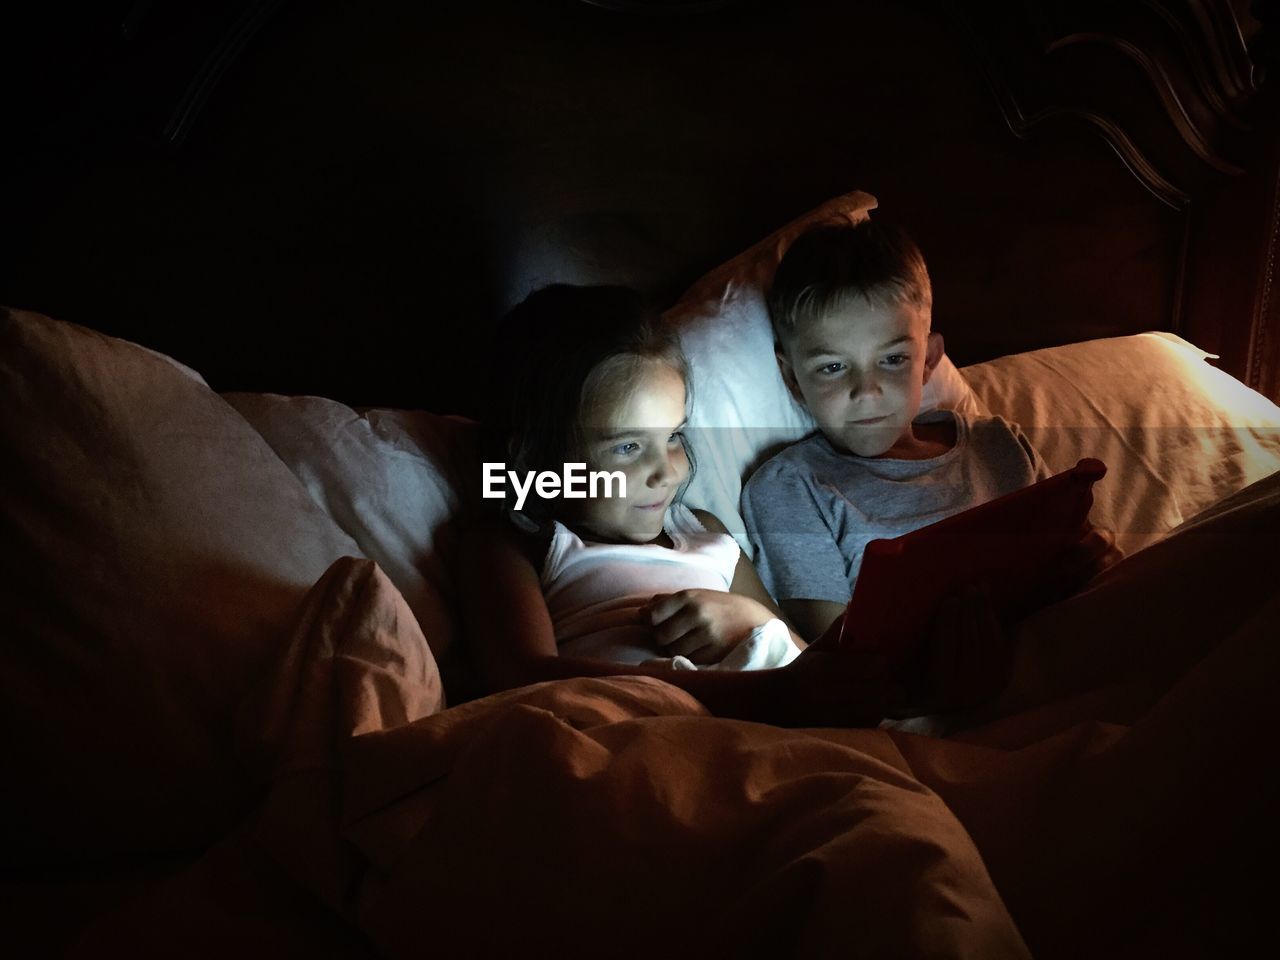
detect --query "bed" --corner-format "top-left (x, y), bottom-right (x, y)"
top-left (4, 0), bottom-right (1280, 957)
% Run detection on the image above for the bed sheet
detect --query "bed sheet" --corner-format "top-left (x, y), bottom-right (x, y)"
top-left (72, 472), bottom-right (1280, 959)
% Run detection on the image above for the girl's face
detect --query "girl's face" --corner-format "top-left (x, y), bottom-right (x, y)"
top-left (575, 359), bottom-right (690, 544)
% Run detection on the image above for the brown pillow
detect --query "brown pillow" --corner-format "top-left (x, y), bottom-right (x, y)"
top-left (0, 307), bottom-right (365, 861)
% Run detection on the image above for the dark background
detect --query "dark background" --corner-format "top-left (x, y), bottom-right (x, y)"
top-left (3, 1), bottom-right (1275, 412)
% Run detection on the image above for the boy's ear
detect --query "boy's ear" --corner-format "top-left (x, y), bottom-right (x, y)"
top-left (775, 346), bottom-right (807, 406)
top-left (921, 331), bottom-right (945, 385)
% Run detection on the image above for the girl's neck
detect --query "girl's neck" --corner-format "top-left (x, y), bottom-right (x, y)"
top-left (569, 521), bottom-right (673, 549)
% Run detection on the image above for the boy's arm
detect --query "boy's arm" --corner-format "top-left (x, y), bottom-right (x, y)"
top-left (1009, 420), bottom-right (1053, 481)
top-left (989, 418), bottom-right (1124, 603)
top-left (741, 464), bottom-right (852, 643)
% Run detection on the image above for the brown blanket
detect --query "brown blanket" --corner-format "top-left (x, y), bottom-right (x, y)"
top-left (76, 474), bottom-right (1280, 958)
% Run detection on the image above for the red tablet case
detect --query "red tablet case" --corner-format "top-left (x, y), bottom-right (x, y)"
top-left (837, 458), bottom-right (1106, 667)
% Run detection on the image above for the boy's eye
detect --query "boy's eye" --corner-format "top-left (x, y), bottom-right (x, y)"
top-left (882, 354), bottom-right (909, 368)
top-left (815, 361), bottom-right (846, 377)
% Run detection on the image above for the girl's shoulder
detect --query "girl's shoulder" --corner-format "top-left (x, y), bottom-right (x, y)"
top-left (462, 512), bottom-right (554, 574)
top-left (679, 506), bottom-right (742, 559)
top-left (672, 505), bottom-right (742, 586)
top-left (687, 507), bottom-right (730, 535)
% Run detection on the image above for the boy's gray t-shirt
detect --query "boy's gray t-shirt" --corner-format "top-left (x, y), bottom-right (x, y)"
top-left (741, 410), bottom-right (1050, 604)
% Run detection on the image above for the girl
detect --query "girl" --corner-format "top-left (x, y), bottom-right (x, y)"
top-left (459, 284), bottom-right (996, 727)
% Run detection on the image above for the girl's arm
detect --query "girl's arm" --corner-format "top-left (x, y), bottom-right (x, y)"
top-left (694, 509), bottom-right (846, 645)
top-left (780, 599), bottom-right (846, 645)
top-left (643, 510), bottom-right (806, 662)
top-left (456, 517), bottom-right (890, 726)
top-left (697, 508), bottom-right (806, 648)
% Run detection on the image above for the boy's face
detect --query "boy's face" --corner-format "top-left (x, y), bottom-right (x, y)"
top-left (777, 297), bottom-right (944, 458)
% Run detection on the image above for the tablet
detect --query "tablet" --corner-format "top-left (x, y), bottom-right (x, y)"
top-left (837, 458), bottom-right (1106, 666)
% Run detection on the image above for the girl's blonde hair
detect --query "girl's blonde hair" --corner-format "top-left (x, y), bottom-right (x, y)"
top-left (486, 284), bottom-right (693, 526)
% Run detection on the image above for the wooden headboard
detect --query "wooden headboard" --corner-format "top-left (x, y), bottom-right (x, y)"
top-left (5, 0), bottom-right (1277, 412)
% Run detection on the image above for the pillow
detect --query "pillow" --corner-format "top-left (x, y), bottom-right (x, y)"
top-left (664, 190), bottom-right (980, 553)
top-left (0, 307), bottom-right (370, 861)
top-left (224, 393), bottom-right (480, 698)
top-left (960, 332), bottom-right (1280, 555)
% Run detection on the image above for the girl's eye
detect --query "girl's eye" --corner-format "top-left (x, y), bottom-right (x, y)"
top-left (882, 354), bottom-right (909, 368)
top-left (611, 441), bottom-right (641, 457)
top-left (816, 361), bottom-right (846, 377)
top-left (667, 430), bottom-right (685, 445)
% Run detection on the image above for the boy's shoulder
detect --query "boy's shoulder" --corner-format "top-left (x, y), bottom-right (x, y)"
top-left (957, 412), bottom-right (1046, 477)
top-left (963, 411), bottom-right (1019, 436)
top-left (742, 432), bottom-right (831, 493)
top-left (961, 412), bottom-right (1033, 451)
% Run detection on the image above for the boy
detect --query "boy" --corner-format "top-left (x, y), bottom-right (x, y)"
top-left (742, 219), bottom-right (1089, 644)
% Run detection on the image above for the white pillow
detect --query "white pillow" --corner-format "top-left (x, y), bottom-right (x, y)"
top-left (961, 332), bottom-right (1280, 555)
top-left (224, 394), bottom-right (480, 693)
top-left (664, 190), bottom-right (980, 554)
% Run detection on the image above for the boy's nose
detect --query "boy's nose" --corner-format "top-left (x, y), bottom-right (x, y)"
top-left (849, 373), bottom-right (882, 399)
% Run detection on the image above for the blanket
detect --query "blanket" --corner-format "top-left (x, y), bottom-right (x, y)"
top-left (75, 474), bottom-right (1280, 958)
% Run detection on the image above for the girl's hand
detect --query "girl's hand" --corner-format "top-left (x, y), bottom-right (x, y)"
top-left (644, 590), bottom-right (776, 665)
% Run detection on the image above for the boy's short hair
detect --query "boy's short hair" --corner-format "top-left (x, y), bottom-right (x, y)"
top-left (767, 219), bottom-right (932, 342)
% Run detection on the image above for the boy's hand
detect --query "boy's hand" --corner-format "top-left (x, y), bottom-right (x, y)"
top-left (1031, 524), bottom-right (1124, 611)
top-left (807, 609), bottom-right (847, 650)
top-left (1067, 524), bottom-right (1124, 582)
top-left (772, 643), bottom-right (899, 727)
top-left (644, 590), bottom-right (775, 665)
top-left (906, 584), bottom-right (1013, 716)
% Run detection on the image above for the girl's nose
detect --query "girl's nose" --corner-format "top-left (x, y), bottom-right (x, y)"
top-left (648, 449), bottom-right (682, 486)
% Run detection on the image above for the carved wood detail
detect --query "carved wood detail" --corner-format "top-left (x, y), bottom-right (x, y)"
top-left (958, 0), bottom-right (1265, 202)
top-left (1248, 155), bottom-right (1280, 397)
top-left (953, 0), bottom-right (1278, 397)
